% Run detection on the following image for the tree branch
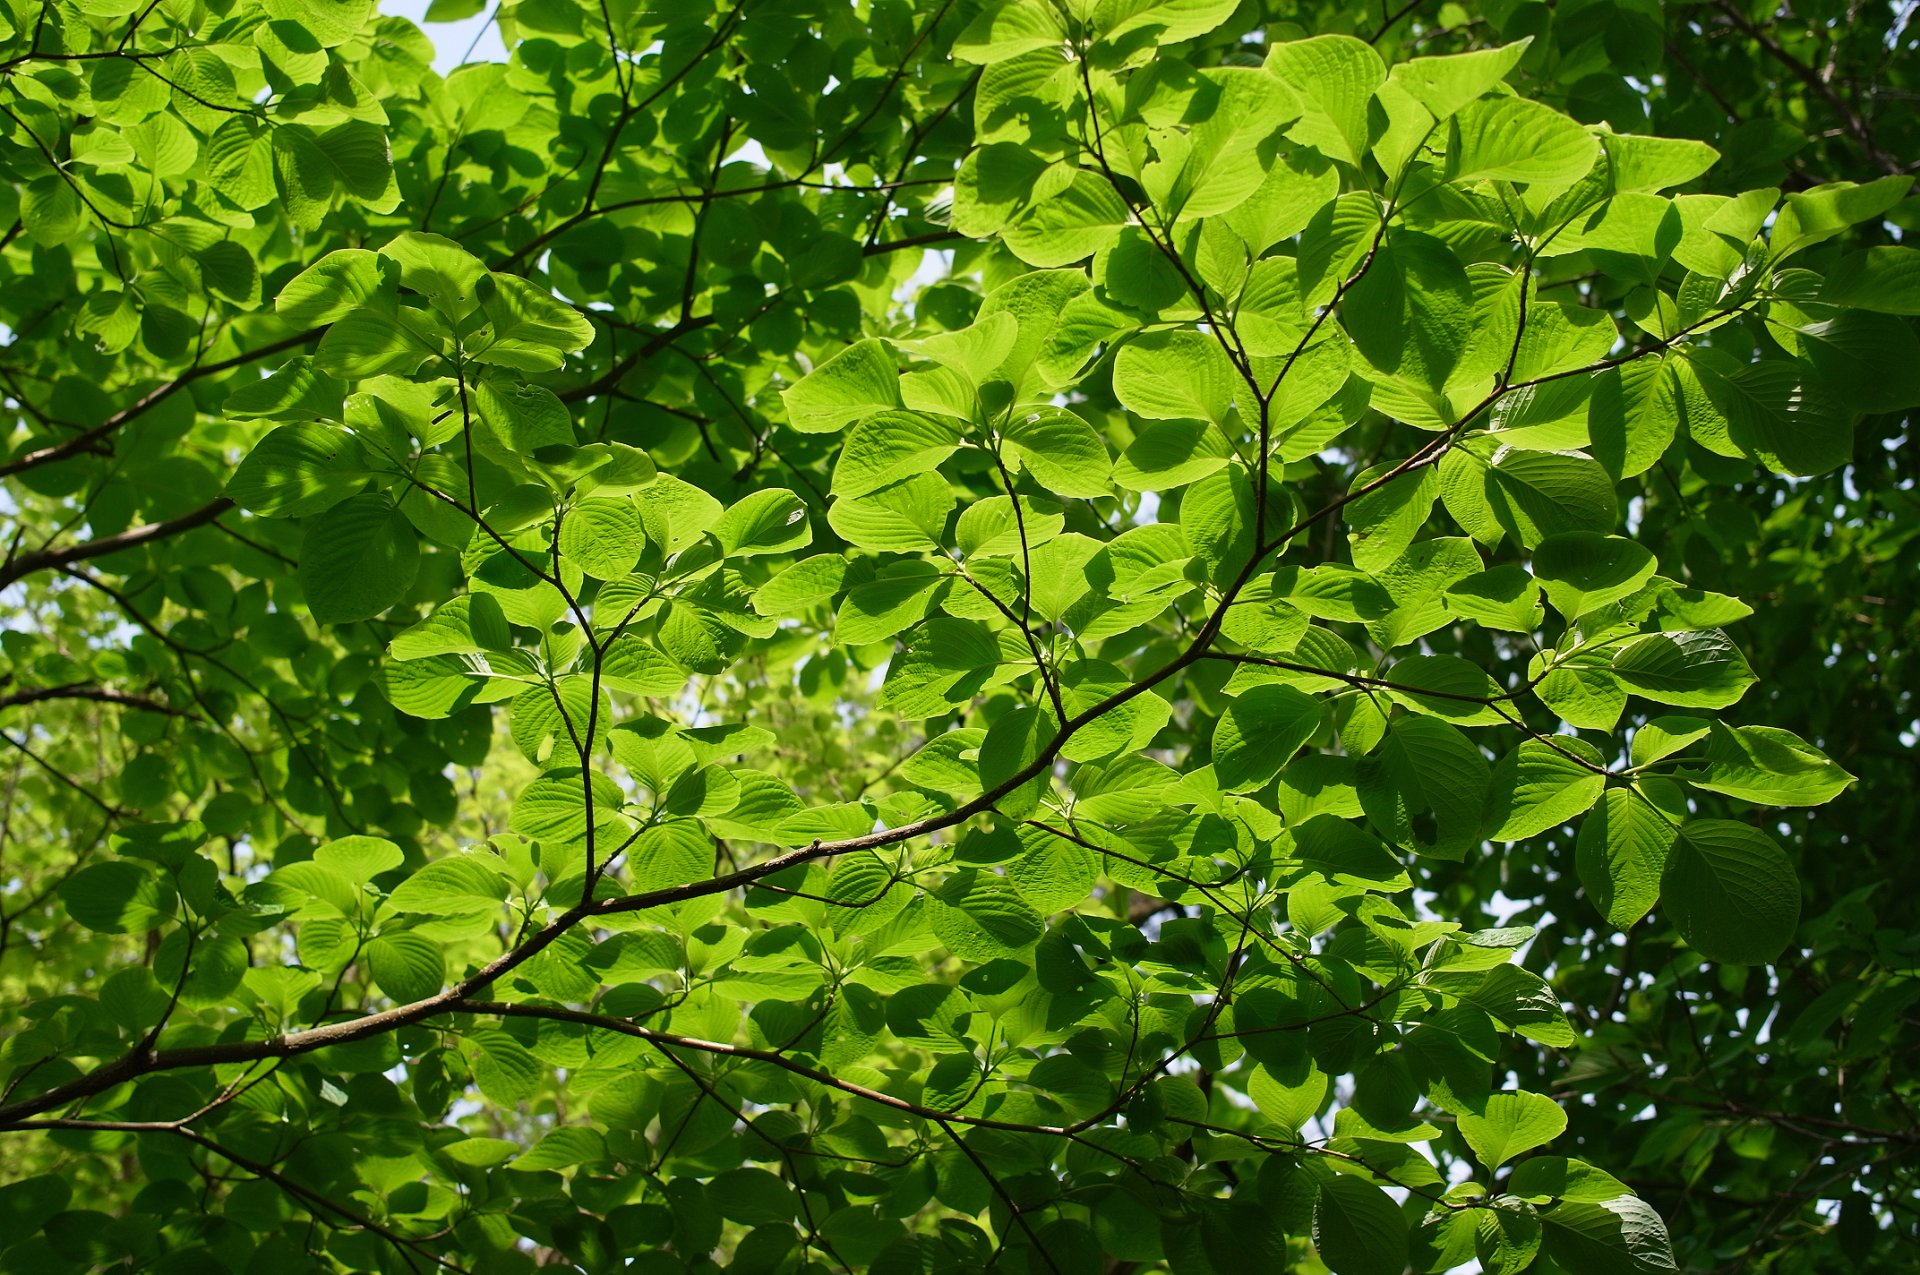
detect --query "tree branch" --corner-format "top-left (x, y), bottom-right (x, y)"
top-left (0, 498), bottom-right (234, 590)
top-left (0, 330), bottom-right (319, 479)
top-left (0, 684), bottom-right (188, 716)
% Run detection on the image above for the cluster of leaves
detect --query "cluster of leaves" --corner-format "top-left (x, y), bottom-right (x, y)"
top-left (0, 0), bottom-right (1915, 1273)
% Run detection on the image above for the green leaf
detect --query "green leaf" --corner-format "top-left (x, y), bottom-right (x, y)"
top-left (387, 855), bottom-right (510, 915)
top-left (1459, 964), bottom-right (1576, 1047)
top-left (1312, 1176), bottom-right (1409, 1275)
top-left (1358, 716), bottom-right (1489, 859)
top-left (1540, 1196), bottom-right (1677, 1275)
top-left (559, 497), bottom-right (646, 579)
top-left (1449, 97), bottom-right (1598, 186)
top-left (895, 313), bottom-right (1018, 384)
top-left (1770, 176), bottom-right (1912, 259)
top-left (1003, 169), bottom-right (1130, 267)
top-left (1112, 330), bottom-right (1239, 426)
top-left (299, 494), bottom-right (420, 624)
top-left (1588, 359), bottom-right (1680, 479)
top-left (1680, 723), bottom-right (1855, 806)
top-left (1485, 740), bottom-right (1607, 841)
top-left (0, 1177), bottom-right (72, 1239)
top-left (314, 834), bottom-right (403, 883)
top-left (437, 1136), bottom-right (518, 1168)
top-left (978, 705), bottom-right (1055, 818)
top-left (1459, 1091), bottom-right (1567, 1169)
top-left (953, 2), bottom-right (1064, 63)
top-left (835, 566), bottom-right (945, 644)
top-left (714, 488), bottom-right (812, 557)
top-left (833, 412), bottom-right (964, 498)
top-left (1630, 716), bottom-right (1712, 767)
top-left (1443, 566), bottom-right (1543, 631)
top-left (1382, 655), bottom-right (1507, 726)
top-left (929, 870), bottom-right (1044, 960)
top-left (1267, 37), bottom-right (1386, 168)
top-left (1531, 533), bottom-right (1656, 619)
top-left (466, 1030), bottom-right (541, 1104)
top-left (900, 729), bottom-right (987, 796)
top-left (1576, 785), bottom-right (1680, 928)
top-left (710, 1166), bottom-right (797, 1224)
top-left (468, 273), bottom-right (595, 372)
top-left (1344, 232), bottom-right (1475, 392)
top-left (1113, 419), bottom-right (1234, 491)
top-left (1475, 1204), bottom-right (1544, 1275)
top-left (509, 769), bottom-right (626, 845)
top-left (1823, 246), bottom-right (1920, 314)
top-left (474, 380), bottom-right (573, 459)
top-left (1002, 408), bottom-right (1111, 498)
top-left (224, 358), bottom-right (347, 422)
top-left (1288, 815), bottom-right (1410, 890)
top-left (599, 639), bottom-right (687, 694)
top-left (629, 819), bottom-right (712, 893)
top-left (316, 121), bottom-right (394, 201)
top-left (1690, 358), bottom-right (1851, 476)
top-left (1213, 684), bottom-right (1326, 792)
top-left (276, 249), bottom-right (386, 325)
top-left (1181, 465), bottom-right (1261, 580)
top-left (1389, 39), bottom-right (1531, 119)
top-left (782, 339), bottom-right (901, 432)
top-left (878, 618), bottom-right (1003, 719)
top-left (1509, 1157), bottom-right (1632, 1203)
top-left (1484, 450), bottom-right (1620, 548)
top-left (1603, 132), bottom-right (1720, 192)
top-left (366, 930), bottom-right (446, 1001)
top-left (21, 176), bottom-right (82, 246)
top-left (508, 1127), bottom-right (607, 1172)
top-left (1611, 630), bottom-right (1755, 708)
top-left (1662, 821), bottom-right (1802, 964)
top-left (1791, 310), bottom-right (1920, 414)
top-left (315, 306), bottom-right (437, 379)
top-left (60, 862), bottom-right (174, 934)
top-left (1225, 149), bottom-right (1342, 255)
top-left (260, 0), bottom-right (372, 47)
top-left (753, 555), bottom-right (852, 617)
top-left (1249, 1060), bottom-right (1328, 1132)
top-left (828, 473), bottom-right (953, 553)
top-left (382, 652), bottom-right (483, 721)
top-left (1099, 0), bottom-right (1243, 44)
top-left (271, 126), bottom-right (346, 227)
top-left (226, 423), bottom-right (367, 517)
top-left (578, 440), bottom-right (661, 496)
top-left (1345, 464), bottom-right (1439, 572)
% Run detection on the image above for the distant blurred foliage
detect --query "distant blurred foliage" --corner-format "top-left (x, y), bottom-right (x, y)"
top-left (0, 1), bottom-right (1913, 1273)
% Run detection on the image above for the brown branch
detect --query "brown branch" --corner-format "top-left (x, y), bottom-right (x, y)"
top-left (0, 330), bottom-right (319, 478)
top-left (863, 228), bottom-right (965, 256)
top-left (0, 730), bottom-right (125, 817)
top-left (1714, 0), bottom-right (1897, 173)
top-left (0, 890), bottom-right (605, 1125)
top-left (1370, 0), bottom-right (1427, 43)
top-left (0, 684), bottom-right (188, 717)
top-left (0, 498), bottom-right (234, 590)
top-left (555, 315), bottom-right (716, 404)
top-left (461, 1000), bottom-right (1075, 1134)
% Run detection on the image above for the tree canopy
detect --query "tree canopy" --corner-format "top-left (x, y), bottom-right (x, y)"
top-left (1, 1), bottom-right (1915, 1273)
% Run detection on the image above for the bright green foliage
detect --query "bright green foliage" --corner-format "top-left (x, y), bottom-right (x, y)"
top-left (0, 0), bottom-right (1915, 1272)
